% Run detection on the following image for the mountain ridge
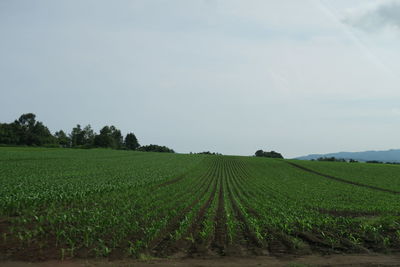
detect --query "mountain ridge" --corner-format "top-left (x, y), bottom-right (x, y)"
top-left (295, 149), bottom-right (400, 162)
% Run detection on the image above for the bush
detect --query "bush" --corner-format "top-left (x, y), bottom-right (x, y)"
top-left (138, 144), bottom-right (175, 153)
top-left (255, 150), bottom-right (283, 159)
top-left (317, 157), bottom-right (345, 162)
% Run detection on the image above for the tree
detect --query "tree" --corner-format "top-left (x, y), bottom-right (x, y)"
top-left (0, 113), bottom-right (144, 151)
top-left (55, 130), bottom-right (70, 147)
top-left (30, 121), bottom-right (55, 145)
top-left (255, 150), bottom-right (265, 157)
top-left (0, 123), bottom-right (20, 144)
top-left (82, 125), bottom-right (95, 146)
top-left (94, 125), bottom-right (123, 149)
top-left (110, 126), bottom-right (123, 149)
top-left (0, 113), bottom-right (56, 146)
top-left (138, 144), bottom-right (175, 153)
top-left (15, 113), bottom-right (37, 145)
top-left (317, 157), bottom-right (345, 162)
top-left (254, 149), bottom-right (283, 159)
top-left (17, 113), bottom-right (36, 127)
top-left (196, 151), bottom-right (221, 155)
top-left (70, 124), bottom-right (83, 147)
top-left (70, 124), bottom-right (94, 147)
top-left (13, 113), bottom-right (55, 146)
top-left (124, 133), bottom-right (139, 150)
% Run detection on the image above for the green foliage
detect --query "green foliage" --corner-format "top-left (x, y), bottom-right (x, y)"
top-left (195, 151), bottom-right (222, 155)
top-left (138, 144), bottom-right (175, 153)
top-left (317, 157), bottom-right (346, 162)
top-left (54, 130), bottom-right (70, 148)
top-left (0, 113), bottom-right (56, 146)
top-left (124, 133), bottom-right (139, 150)
top-left (93, 125), bottom-right (123, 149)
top-left (70, 124), bottom-right (95, 148)
top-left (0, 114), bottom-right (179, 154)
top-left (0, 122), bottom-right (20, 144)
top-left (255, 149), bottom-right (283, 158)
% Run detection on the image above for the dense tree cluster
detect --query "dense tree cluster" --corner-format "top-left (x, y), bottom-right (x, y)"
top-left (138, 144), bottom-right (175, 153)
top-left (0, 113), bottom-right (172, 152)
top-left (192, 151), bottom-right (222, 155)
top-left (255, 150), bottom-right (283, 159)
top-left (316, 157), bottom-right (346, 162)
top-left (314, 157), bottom-right (359, 163)
top-left (0, 113), bottom-right (54, 146)
top-left (366, 160), bottom-right (383, 164)
top-left (364, 160), bottom-right (400, 165)
top-left (312, 158), bottom-right (400, 165)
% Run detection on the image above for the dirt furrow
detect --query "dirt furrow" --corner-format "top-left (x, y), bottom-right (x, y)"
top-left (153, 165), bottom-right (219, 257)
top-left (185, 176), bottom-right (218, 255)
top-left (225, 180), bottom-right (265, 255)
top-left (145, 161), bottom-right (217, 224)
top-left (148, 167), bottom-right (216, 255)
top-left (226, 166), bottom-right (293, 255)
top-left (211, 175), bottom-right (228, 255)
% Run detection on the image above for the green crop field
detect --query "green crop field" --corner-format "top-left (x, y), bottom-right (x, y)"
top-left (1, 147), bottom-right (400, 261)
top-left (289, 159), bottom-right (400, 192)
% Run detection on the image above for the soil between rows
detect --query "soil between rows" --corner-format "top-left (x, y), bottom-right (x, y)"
top-left (2, 253), bottom-right (400, 267)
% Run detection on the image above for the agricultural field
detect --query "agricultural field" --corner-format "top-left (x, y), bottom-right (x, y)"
top-left (289, 159), bottom-right (400, 192)
top-left (1, 147), bottom-right (400, 262)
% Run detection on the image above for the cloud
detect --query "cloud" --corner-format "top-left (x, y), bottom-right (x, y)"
top-left (345, 1), bottom-right (400, 31)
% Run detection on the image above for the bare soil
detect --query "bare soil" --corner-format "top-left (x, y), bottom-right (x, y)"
top-left (2, 254), bottom-right (400, 267)
top-left (211, 181), bottom-right (228, 256)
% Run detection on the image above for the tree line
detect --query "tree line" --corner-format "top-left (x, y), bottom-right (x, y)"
top-left (255, 150), bottom-right (284, 158)
top-left (0, 113), bottom-right (174, 152)
top-left (314, 157), bottom-right (400, 165)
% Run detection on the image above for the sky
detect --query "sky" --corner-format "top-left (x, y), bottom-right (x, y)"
top-left (1, 0), bottom-right (400, 158)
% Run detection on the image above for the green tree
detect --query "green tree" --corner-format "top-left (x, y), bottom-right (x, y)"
top-left (255, 150), bottom-right (265, 157)
top-left (94, 125), bottom-right (123, 149)
top-left (30, 121), bottom-right (55, 145)
top-left (138, 144), bottom-right (175, 153)
top-left (0, 122), bottom-right (20, 144)
top-left (14, 113), bottom-right (55, 146)
top-left (255, 149), bottom-right (283, 159)
top-left (110, 126), bottom-right (123, 149)
top-left (82, 125), bottom-right (95, 147)
top-left (124, 132), bottom-right (139, 150)
top-left (70, 124), bottom-right (84, 147)
top-left (70, 124), bottom-right (94, 147)
top-left (15, 113), bottom-right (36, 145)
top-left (55, 130), bottom-right (70, 147)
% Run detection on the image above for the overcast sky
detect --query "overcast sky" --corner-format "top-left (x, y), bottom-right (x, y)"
top-left (1, 0), bottom-right (400, 158)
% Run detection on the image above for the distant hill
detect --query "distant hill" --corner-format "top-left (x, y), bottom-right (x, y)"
top-left (295, 149), bottom-right (400, 162)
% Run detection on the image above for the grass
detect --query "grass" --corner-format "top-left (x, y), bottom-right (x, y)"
top-left (0, 147), bottom-right (399, 260)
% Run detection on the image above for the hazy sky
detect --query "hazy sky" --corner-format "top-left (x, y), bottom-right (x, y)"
top-left (1, 0), bottom-right (400, 158)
